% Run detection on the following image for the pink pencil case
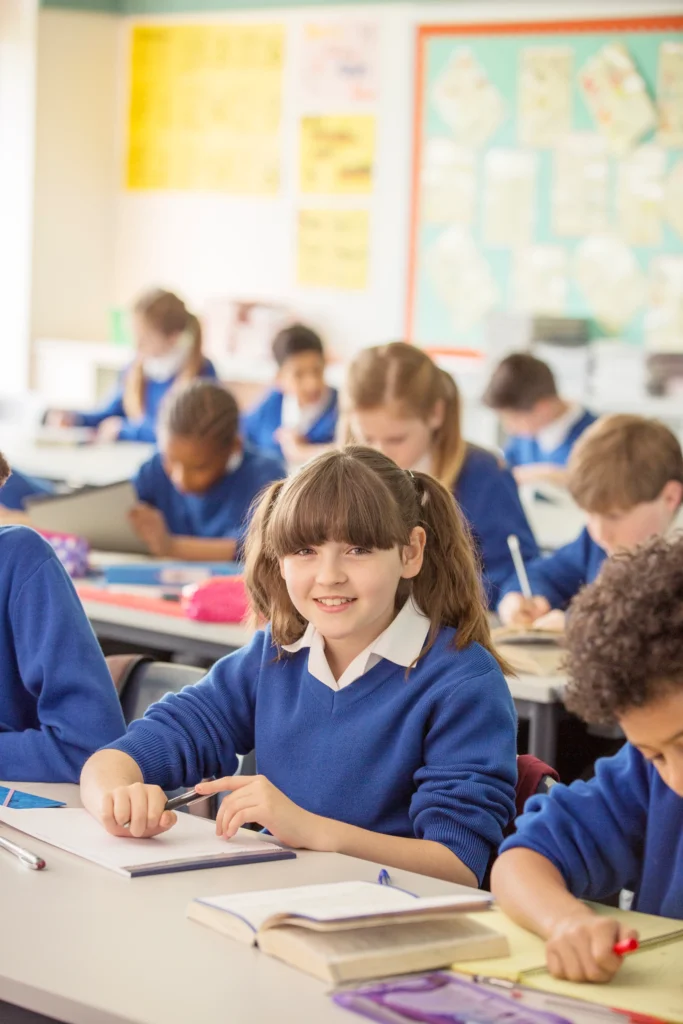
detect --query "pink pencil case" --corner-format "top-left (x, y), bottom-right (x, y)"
top-left (38, 529), bottom-right (90, 578)
top-left (182, 576), bottom-right (248, 623)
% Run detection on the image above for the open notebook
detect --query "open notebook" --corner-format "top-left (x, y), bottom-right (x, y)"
top-left (0, 807), bottom-right (294, 877)
top-left (453, 906), bottom-right (683, 1023)
top-left (188, 882), bottom-right (506, 984)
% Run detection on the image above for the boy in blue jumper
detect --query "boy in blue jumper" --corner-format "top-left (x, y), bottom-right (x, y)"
top-left (131, 380), bottom-right (284, 562)
top-left (483, 353), bottom-right (595, 488)
top-left (0, 453), bottom-right (125, 781)
top-left (492, 535), bottom-right (683, 981)
top-left (498, 415), bottom-right (683, 628)
top-left (81, 447), bottom-right (517, 886)
top-left (242, 324), bottom-right (338, 466)
top-left (47, 289), bottom-right (217, 444)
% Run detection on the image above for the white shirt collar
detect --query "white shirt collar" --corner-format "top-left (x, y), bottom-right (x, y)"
top-left (536, 403), bottom-right (586, 455)
top-left (282, 596), bottom-right (431, 691)
top-left (281, 387), bottom-right (331, 436)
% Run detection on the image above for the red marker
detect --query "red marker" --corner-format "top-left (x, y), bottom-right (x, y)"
top-left (613, 937), bottom-right (639, 956)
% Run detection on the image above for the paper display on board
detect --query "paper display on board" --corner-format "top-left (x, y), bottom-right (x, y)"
top-left (297, 209), bottom-right (369, 290)
top-left (578, 42), bottom-right (656, 155)
top-left (645, 257), bottom-right (683, 352)
top-left (665, 159), bottom-right (683, 240)
top-left (300, 22), bottom-right (379, 107)
top-left (552, 133), bottom-right (609, 237)
top-left (483, 149), bottom-right (537, 247)
top-left (432, 48), bottom-right (504, 147)
top-left (426, 226), bottom-right (498, 332)
top-left (616, 144), bottom-right (665, 246)
top-left (657, 41), bottom-right (683, 147)
top-left (574, 235), bottom-right (646, 331)
top-left (300, 115), bottom-right (375, 194)
top-left (421, 140), bottom-right (475, 225)
top-left (126, 24), bottom-right (284, 193)
top-left (513, 247), bottom-right (568, 316)
top-left (518, 47), bottom-right (573, 147)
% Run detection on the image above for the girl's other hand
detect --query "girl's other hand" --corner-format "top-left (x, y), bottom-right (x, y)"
top-left (195, 776), bottom-right (322, 850)
top-left (99, 782), bottom-right (177, 838)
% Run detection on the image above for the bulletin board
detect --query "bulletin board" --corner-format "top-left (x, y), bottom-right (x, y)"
top-left (407, 16), bottom-right (683, 351)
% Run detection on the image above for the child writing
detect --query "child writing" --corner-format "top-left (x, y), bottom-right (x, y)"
top-left (492, 535), bottom-right (683, 981)
top-left (0, 451), bottom-right (125, 781)
top-left (48, 289), bottom-right (217, 444)
top-left (242, 323), bottom-right (338, 466)
top-left (343, 343), bottom-right (538, 607)
top-left (483, 353), bottom-right (596, 487)
top-left (130, 380), bottom-right (285, 562)
top-left (81, 446), bottom-right (517, 886)
top-left (498, 415), bottom-right (683, 628)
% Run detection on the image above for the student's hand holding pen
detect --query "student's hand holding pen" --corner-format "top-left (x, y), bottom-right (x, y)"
top-left (545, 908), bottom-right (639, 983)
top-left (98, 783), bottom-right (178, 838)
top-left (498, 592), bottom-right (551, 627)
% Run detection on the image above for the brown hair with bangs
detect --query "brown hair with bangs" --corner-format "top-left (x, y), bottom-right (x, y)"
top-left (342, 343), bottom-right (467, 488)
top-left (567, 414), bottom-right (683, 514)
top-left (244, 445), bottom-right (507, 670)
top-left (124, 289), bottom-right (205, 421)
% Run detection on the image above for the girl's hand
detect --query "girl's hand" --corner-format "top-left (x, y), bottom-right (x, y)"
top-left (98, 782), bottom-right (177, 838)
top-left (498, 592), bottom-right (551, 627)
top-left (44, 409), bottom-right (77, 428)
top-left (195, 776), bottom-right (322, 849)
top-left (96, 416), bottom-right (125, 443)
top-left (546, 910), bottom-right (638, 983)
top-left (129, 503), bottom-right (172, 556)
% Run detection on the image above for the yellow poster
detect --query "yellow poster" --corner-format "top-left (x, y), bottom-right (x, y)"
top-left (300, 116), bottom-right (375, 194)
top-left (297, 209), bottom-right (369, 290)
top-left (127, 23), bottom-right (284, 193)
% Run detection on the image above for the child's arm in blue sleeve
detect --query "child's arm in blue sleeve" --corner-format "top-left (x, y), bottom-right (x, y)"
top-left (521, 530), bottom-right (592, 609)
top-left (74, 380), bottom-right (126, 428)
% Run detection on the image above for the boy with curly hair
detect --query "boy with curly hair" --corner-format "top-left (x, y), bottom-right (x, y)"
top-left (492, 534), bottom-right (683, 982)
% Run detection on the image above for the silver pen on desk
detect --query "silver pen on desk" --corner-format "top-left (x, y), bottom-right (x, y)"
top-left (507, 533), bottom-right (533, 599)
top-left (0, 833), bottom-right (46, 870)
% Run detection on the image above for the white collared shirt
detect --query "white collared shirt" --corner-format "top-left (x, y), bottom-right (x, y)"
top-left (282, 596), bottom-right (431, 691)
top-left (281, 387), bottom-right (331, 437)
top-left (536, 403), bottom-right (586, 456)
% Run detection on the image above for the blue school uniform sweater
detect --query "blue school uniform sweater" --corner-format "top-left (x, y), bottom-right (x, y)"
top-left (0, 469), bottom-right (51, 510)
top-left (105, 625), bottom-right (518, 883)
top-left (74, 358), bottom-right (218, 443)
top-left (504, 409), bottom-right (597, 470)
top-left (133, 445), bottom-right (285, 541)
top-left (501, 743), bottom-right (683, 918)
top-left (242, 387), bottom-right (339, 459)
top-left (497, 528), bottom-right (606, 610)
top-left (455, 446), bottom-right (539, 608)
top-left (0, 526), bottom-right (125, 782)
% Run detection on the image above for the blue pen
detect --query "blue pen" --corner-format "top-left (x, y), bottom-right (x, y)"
top-left (377, 868), bottom-right (392, 885)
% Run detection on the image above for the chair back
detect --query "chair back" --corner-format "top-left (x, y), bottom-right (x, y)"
top-left (106, 655), bottom-right (205, 724)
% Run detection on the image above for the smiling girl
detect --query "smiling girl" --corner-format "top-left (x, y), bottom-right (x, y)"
top-left (81, 447), bottom-right (517, 886)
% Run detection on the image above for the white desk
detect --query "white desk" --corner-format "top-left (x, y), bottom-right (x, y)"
top-left (0, 428), bottom-right (153, 488)
top-left (0, 782), bottom-right (474, 1024)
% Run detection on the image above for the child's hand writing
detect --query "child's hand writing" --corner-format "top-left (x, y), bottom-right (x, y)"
top-left (98, 782), bottom-right (177, 838)
top-left (195, 776), bottom-right (321, 849)
top-left (545, 910), bottom-right (638, 983)
top-left (498, 592), bottom-right (551, 627)
top-left (129, 503), bottom-right (172, 556)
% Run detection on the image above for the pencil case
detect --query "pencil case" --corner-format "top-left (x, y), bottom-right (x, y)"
top-left (38, 529), bottom-right (90, 578)
top-left (182, 576), bottom-right (249, 624)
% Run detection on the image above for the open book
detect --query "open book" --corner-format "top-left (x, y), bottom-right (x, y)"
top-left (0, 806), bottom-right (294, 877)
top-left (188, 881), bottom-right (507, 984)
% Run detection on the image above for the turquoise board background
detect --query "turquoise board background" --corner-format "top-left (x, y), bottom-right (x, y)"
top-left (412, 22), bottom-right (683, 349)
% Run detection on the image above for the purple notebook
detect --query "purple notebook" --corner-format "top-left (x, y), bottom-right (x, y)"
top-left (334, 973), bottom-right (572, 1024)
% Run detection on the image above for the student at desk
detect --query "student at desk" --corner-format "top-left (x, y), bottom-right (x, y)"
top-left (47, 289), bottom-right (217, 444)
top-left (498, 415), bottom-right (683, 629)
top-left (130, 380), bottom-right (285, 561)
top-left (0, 451), bottom-right (125, 781)
top-left (483, 353), bottom-right (596, 488)
top-left (82, 446), bottom-right (517, 887)
top-left (492, 535), bottom-right (683, 980)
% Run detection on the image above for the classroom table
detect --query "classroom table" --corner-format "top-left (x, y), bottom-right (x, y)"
top-left (0, 781), bottom-right (475, 1024)
top-left (0, 427), bottom-right (153, 488)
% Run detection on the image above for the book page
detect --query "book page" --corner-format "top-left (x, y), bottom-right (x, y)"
top-left (195, 882), bottom-right (491, 933)
top-left (0, 807), bottom-right (281, 874)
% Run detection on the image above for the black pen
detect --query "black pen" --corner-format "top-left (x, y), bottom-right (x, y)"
top-left (164, 789), bottom-right (209, 812)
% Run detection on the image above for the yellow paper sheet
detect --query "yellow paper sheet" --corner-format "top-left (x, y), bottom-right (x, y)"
top-left (300, 115), bottom-right (375, 194)
top-left (127, 23), bottom-right (284, 193)
top-left (297, 209), bottom-right (369, 290)
top-left (454, 906), bottom-right (683, 1022)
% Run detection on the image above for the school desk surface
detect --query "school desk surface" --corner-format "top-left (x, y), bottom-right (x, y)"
top-left (0, 781), bottom-right (475, 1024)
top-left (0, 428), bottom-right (153, 488)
